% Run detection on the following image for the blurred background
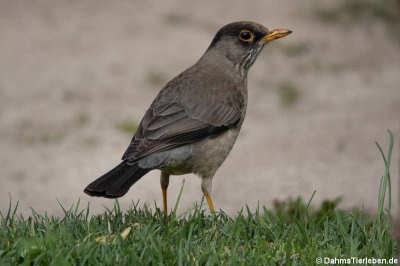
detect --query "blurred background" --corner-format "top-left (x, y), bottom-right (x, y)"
top-left (0, 0), bottom-right (399, 219)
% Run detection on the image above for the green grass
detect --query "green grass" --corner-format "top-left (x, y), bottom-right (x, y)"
top-left (74, 111), bottom-right (90, 127)
top-left (0, 131), bottom-right (397, 265)
top-left (115, 119), bottom-right (138, 135)
top-left (20, 131), bottom-right (65, 145)
top-left (314, 0), bottom-right (400, 24)
top-left (314, 0), bottom-right (400, 41)
top-left (277, 82), bottom-right (300, 107)
top-left (146, 70), bottom-right (168, 87)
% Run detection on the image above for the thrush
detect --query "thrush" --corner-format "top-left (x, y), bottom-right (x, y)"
top-left (84, 21), bottom-right (291, 215)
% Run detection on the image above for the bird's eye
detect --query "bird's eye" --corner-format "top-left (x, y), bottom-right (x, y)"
top-left (238, 30), bottom-right (254, 42)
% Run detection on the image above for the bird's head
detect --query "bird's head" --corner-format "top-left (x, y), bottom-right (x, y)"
top-left (207, 21), bottom-right (292, 72)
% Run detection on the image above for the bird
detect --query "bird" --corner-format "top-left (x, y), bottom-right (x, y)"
top-left (84, 21), bottom-right (292, 215)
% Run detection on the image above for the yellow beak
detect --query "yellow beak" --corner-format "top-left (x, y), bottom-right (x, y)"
top-left (262, 29), bottom-right (292, 42)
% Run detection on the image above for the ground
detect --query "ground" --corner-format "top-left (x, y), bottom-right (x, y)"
top-left (0, 0), bottom-right (399, 219)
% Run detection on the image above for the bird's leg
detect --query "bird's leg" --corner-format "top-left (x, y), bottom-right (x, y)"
top-left (201, 176), bottom-right (215, 214)
top-left (160, 172), bottom-right (170, 216)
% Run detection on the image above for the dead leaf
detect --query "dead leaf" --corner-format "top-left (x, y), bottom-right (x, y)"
top-left (121, 227), bottom-right (132, 240)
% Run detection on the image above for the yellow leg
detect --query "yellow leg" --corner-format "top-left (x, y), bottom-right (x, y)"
top-left (204, 191), bottom-right (215, 214)
top-left (160, 172), bottom-right (170, 217)
top-left (162, 187), bottom-right (168, 216)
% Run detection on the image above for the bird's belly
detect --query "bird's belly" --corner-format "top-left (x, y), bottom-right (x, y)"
top-left (160, 158), bottom-right (194, 175)
top-left (159, 128), bottom-right (241, 177)
top-left (190, 128), bottom-right (241, 177)
top-left (161, 166), bottom-right (193, 175)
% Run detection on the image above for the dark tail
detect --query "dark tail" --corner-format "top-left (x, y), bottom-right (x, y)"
top-left (84, 161), bottom-right (150, 198)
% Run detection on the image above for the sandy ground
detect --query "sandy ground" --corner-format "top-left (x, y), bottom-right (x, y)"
top-left (0, 0), bottom-right (399, 218)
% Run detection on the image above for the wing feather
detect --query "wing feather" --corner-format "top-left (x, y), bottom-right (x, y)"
top-left (122, 68), bottom-right (245, 162)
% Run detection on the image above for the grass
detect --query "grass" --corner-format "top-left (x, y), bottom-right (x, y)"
top-left (0, 131), bottom-right (397, 265)
top-left (115, 119), bottom-right (138, 135)
top-left (277, 82), bottom-right (300, 107)
top-left (20, 131), bottom-right (65, 145)
top-left (74, 112), bottom-right (90, 127)
top-left (146, 70), bottom-right (168, 87)
top-left (314, 0), bottom-right (400, 41)
top-left (314, 0), bottom-right (400, 24)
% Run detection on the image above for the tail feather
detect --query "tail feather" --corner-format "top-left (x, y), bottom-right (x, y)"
top-left (84, 161), bottom-right (150, 198)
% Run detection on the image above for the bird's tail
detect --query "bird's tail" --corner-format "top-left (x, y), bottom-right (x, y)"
top-left (84, 161), bottom-right (150, 198)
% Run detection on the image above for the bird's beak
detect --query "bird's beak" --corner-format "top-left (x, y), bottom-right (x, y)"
top-left (262, 29), bottom-right (292, 42)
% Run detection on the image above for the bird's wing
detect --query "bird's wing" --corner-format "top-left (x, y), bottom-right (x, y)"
top-left (122, 85), bottom-right (244, 162)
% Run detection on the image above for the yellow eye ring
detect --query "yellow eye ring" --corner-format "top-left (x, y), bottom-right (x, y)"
top-left (238, 29), bottom-right (254, 42)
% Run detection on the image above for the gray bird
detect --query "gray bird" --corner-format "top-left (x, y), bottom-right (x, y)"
top-left (84, 21), bottom-right (291, 215)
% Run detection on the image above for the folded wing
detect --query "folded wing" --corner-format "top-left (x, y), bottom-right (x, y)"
top-left (122, 86), bottom-right (244, 162)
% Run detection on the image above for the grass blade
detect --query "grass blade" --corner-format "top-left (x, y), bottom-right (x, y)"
top-left (172, 179), bottom-right (185, 217)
